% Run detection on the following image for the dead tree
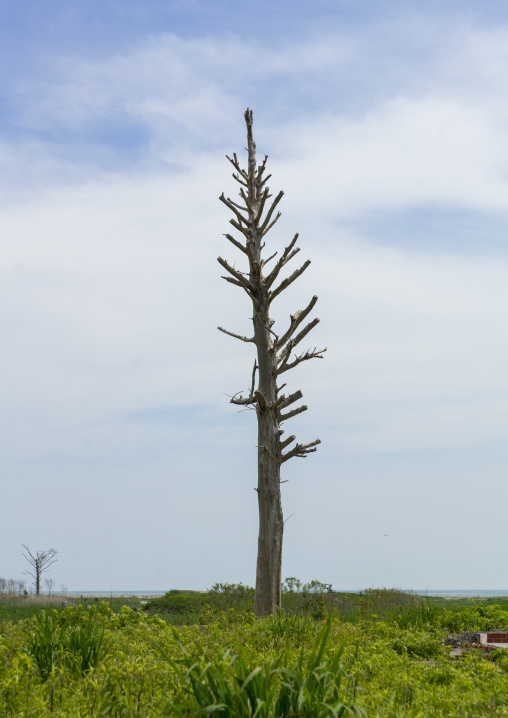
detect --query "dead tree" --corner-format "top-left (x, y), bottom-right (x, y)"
top-left (44, 577), bottom-right (55, 595)
top-left (218, 109), bottom-right (325, 616)
top-left (22, 545), bottom-right (58, 595)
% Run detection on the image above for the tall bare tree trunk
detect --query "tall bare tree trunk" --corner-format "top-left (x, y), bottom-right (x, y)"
top-left (218, 110), bottom-right (325, 616)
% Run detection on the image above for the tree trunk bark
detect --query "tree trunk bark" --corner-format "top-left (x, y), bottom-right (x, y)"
top-left (242, 112), bottom-right (284, 616)
top-left (253, 299), bottom-right (283, 616)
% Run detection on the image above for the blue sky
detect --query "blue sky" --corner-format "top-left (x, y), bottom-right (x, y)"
top-left (2, 0), bottom-right (508, 592)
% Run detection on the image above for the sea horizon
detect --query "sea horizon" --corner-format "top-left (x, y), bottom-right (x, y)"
top-left (62, 589), bottom-right (508, 598)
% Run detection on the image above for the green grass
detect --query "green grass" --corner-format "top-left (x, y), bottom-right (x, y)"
top-left (428, 595), bottom-right (508, 612)
top-left (0, 605), bottom-right (36, 623)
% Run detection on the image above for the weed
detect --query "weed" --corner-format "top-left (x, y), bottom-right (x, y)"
top-left (261, 611), bottom-right (314, 644)
top-left (391, 598), bottom-right (441, 629)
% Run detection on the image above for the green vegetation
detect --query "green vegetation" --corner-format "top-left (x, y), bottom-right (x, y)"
top-left (428, 594), bottom-right (508, 613)
top-left (1, 586), bottom-right (508, 716)
top-left (0, 594), bottom-right (145, 625)
top-left (145, 583), bottom-right (447, 625)
top-left (25, 604), bottom-right (109, 680)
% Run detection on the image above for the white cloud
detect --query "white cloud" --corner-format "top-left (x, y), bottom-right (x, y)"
top-left (6, 25), bottom-right (508, 219)
top-left (15, 33), bottom-right (354, 132)
top-left (2, 163), bottom-right (508, 461)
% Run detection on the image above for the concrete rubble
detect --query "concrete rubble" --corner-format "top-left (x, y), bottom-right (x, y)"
top-left (445, 631), bottom-right (508, 657)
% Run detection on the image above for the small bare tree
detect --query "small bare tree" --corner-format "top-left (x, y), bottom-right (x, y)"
top-left (218, 110), bottom-right (325, 616)
top-left (22, 545), bottom-right (58, 595)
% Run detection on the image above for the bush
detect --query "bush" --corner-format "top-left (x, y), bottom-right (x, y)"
top-left (145, 590), bottom-right (207, 616)
top-left (208, 583), bottom-right (255, 611)
top-left (439, 604), bottom-right (508, 633)
top-left (390, 629), bottom-right (443, 660)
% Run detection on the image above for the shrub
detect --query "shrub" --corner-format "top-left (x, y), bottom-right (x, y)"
top-left (145, 590), bottom-right (207, 616)
top-left (439, 605), bottom-right (508, 633)
top-left (390, 630), bottom-right (443, 659)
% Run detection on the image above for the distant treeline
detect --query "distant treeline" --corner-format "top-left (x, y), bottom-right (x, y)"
top-left (0, 577), bottom-right (26, 595)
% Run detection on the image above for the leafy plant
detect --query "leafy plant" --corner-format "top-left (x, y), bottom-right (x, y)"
top-left (275, 621), bottom-right (365, 717)
top-left (160, 620), bottom-right (364, 717)
top-left (24, 605), bottom-right (109, 679)
top-left (261, 610), bottom-right (314, 645)
top-left (390, 629), bottom-right (443, 659)
top-left (438, 604), bottom-right (508, 632)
